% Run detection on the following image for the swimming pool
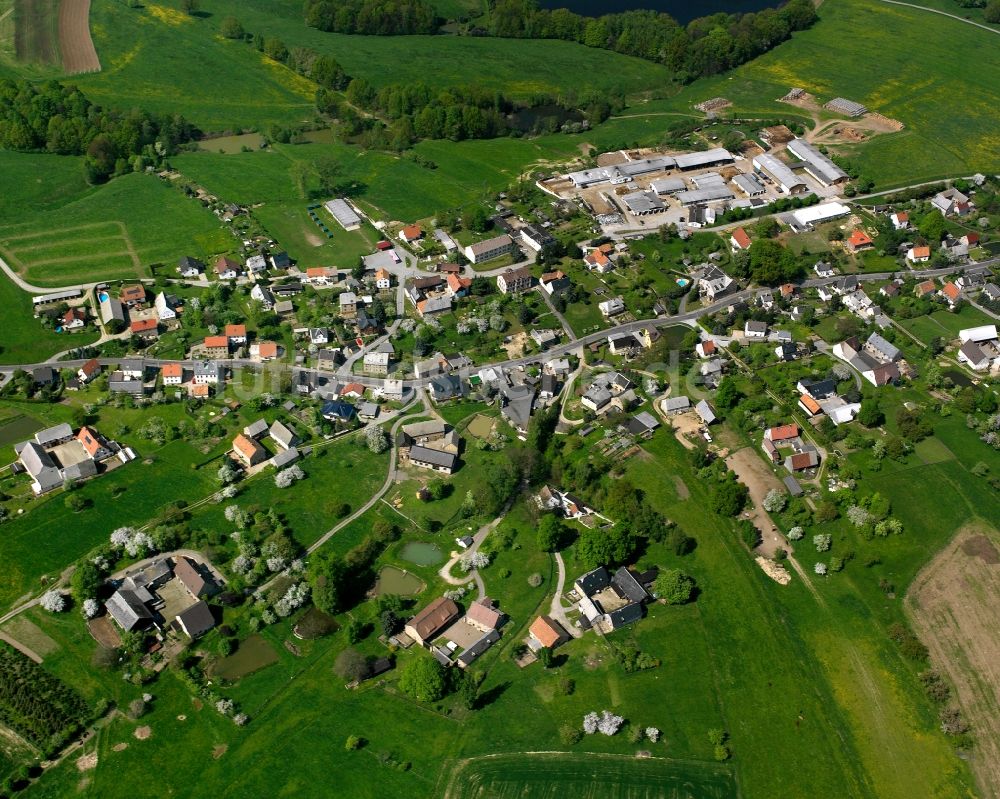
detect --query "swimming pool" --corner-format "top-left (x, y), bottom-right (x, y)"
top-left (98, 292), bottom-right (109, 302)
top-left (676, 278), bottom-right (690, 288)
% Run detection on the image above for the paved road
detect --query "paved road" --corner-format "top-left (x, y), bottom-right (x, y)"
top-left (878, 0), bottom-right (1000, 35)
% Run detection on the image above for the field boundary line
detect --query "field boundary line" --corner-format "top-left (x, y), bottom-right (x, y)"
top-left (25, 251), bottom-right (132, 268)
top-left (0, 221), bottom-right (124, 241)
top-left (9, 234), bottom-right (127, 253)
top-left (877, 0), bottom-right (1000, 35)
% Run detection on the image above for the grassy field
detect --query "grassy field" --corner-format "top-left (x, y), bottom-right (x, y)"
top-left (55, 0), bottom-right (671, 131)
top-left (657, 0), bottom-right (1000, 185)
top-left (895, 305), bottom-right (996, 345)
top-left (441, 753), bottom-right (738, 799)
top-left (0, 166), bottom-right (233, 286)
top-left (11, 0), bottom-right (59, 67)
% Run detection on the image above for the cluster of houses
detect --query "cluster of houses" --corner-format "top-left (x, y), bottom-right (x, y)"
top-left (797, 377), bottom-right (860, 426)
top-left (105, 358), bottom-right (225, 399)
top-left (957, 325), bottom-right (1000, 372)
top-left (761, 423), bottom-right (821, 473)
top-left (232, 416), bottom-right (301, 471)
top-left (13, 422), bottom-right (131, 495)
top-left (833, 332), bottom-right (904, 387)
top-left (396, 420), bottom-right (461, 475)
top-left (572, 565), bottom-right (651, 634)
top-left (404, 267), bottom-right (470, 319)
top-left (580, 372), bottom-right (635, 415)
top-left (105, 555), bottom-right (219, 640)
top-left (398, 595), bottom-right (506, 669)
top-left (96, 282), bottom-right (184, 339)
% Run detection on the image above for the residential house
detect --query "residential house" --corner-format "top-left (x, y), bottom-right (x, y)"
top-left (445, 273), bottom-right (472, 298)
top-left (745, 320), bottom-right (768, 339)
top-left (814, 261), bottom-right (835, 278)
top-left (215, 256), bottom-right (241, 280)
top-left (250, 283), bottom-right (275, 310)
top-left (765, 423), bottom-right (799, 443)
top-left (429, 374), bottom-right (462, 402)
top-left (864, 333), bottom-right (901, 363)
top-left (108, 371), bottom-right (146, 396)
top-left (175, 601), bottom-right (215, 638)
top-left (931, 188), bottom-right (970, 216)
top-left (500, 384), bottom-right (535, 434)
top-left (861, 361), bottom-right (900, 387)
top-left (540, 270), bottom-right (570, 295)
top-left (250, 341), bottom-right (279, 361)
top-left (305, 267), bottom-right (332, 285)
top-left (119, 359), bottom-right (145, 380)
top-left (309, 328), bottom-right (329, 346)
top-left (375, 268), bottom-right (392, 290)
top-left (404, 597), bottom-right (461, 646)
top-left (269, 420), bottom-right (298, 450)
top-left (77, 358), bottom-right (101, 384)
top-left (203, 336), bottom-right (229, 359)
top-left (880, 283), bottom-right (900, 298)
top-left (120, 283), bottom-right (147, 308)
top-left (520, 225), bottom-right (555, 253)
top-left (273, 282), bottom-right (303, 298)
top-left (161, 363), bottom-right (184, 385)
top-left (130, 318), bottom-right (159, 338)
top-left (527, 615), bottom-right (567, 651)
top-left (399, 225), bottom-right (423, 243)
top-left (192, 361), bottom-right (223, 385)
top-left (271, 252), bottom-right (291, 270)
top-left (416, 296), bottom-right (452, 317)
top-left (584, 249), bottom-right (614, 273)
top-left (62, 307), bottom-right (86, 329)
top-left (407, 445), bottom-right (457, 474)
top-left (232, 433), bottom-right (267, 467)
top-left (382, 378), bottom-right (404, 401)
top-left (317, 349), bottom-right (342, 371)
top-left (785, 450), bottom-right (820, 472)
top-left (695, 399), bottom-right (716, 425)
top-left (730, 227), bottom-right (751, 251)
top-left (363, 352), bottom-right (390, 375)
top-left (154, 292), bottom-right (178, 321)
top-left (174, 556), bottom-right (213, 598)
top-left (598, 297), bottom-right (626, 318)
top-left (846, 230), bottom-right (874, 253)
top-left (496, 266), bottom-right (533, 295)
top-left (696, 265), bottom-right (734, 301)
top-left (890, 211), bottom-right (909, 230)
top-left (225, 324), bottom-right (247, 345)
top-left (465, 234), bottom-right (514, 264)
top-left (339, 291), bottom-right (358, 319)
top-left (465, 597), bottom-right (504, 633)
top-left (915, 279), bottom-right (937, 296)
top-left (756, 289), bottom-right (774, 310)
top-left (531, 328), bottom-right (559, 349)
top-left (77, 426), bottom-right (110, 460)
top-left (178, 256), bottom-right (204, 278)
top-left (321, 400), bottom-right (356, 423)
top-left (246, 254), bottom-right (267, 274)
top-left (696, 339), bottom-right (716, 359)
top-left (958, 340), bottom-right (992, 371)
top-left (940, 282), bottom-right (962, 308)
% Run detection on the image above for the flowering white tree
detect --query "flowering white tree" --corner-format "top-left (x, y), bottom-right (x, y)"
top-left (224, 505), bottom-right (248, 527)
top-left (110, 527), bottom-right (135, 549)
top-left (762, 489), bottom-right (787, 513)
top-left (219, 484), bottom-right (239, 500)
top-left (289, 559), bottom-right (304, 573)
top-left (266, 556), bottom-right (287, 573)
top-left (233, 712), bottom-right (248, 726)
top-left (814, 562), bottom-right (828, 575)
top-left (216, 699), bottom-right (235, 716)
top-left (274, 464), bottom-right (305, 488)
top-left (813, 534), bottom-right (832, 552)
top-left (124, 531), bottom-right (156, 558)
top-left (40, 590), bottom-right (66, 613)
top-left (460, 551), bottom-right (490, 572)
top-left (365, 425), bottom-right (390, 454)
top-left (646, 727), bottom-right (661, 742)
top-left (217, 462), bottom-right (238, 485)
top-left (82, 598), bottom-right (100, 619)
top-left (847, 506), bottom-right (872, 528)
top-left (261, 608), bottom-right (277, 625)
top-left (583, 712), bottom-right (600, 735)
top-left (787, 526), bottom-right (804, 541)
top-left (597, 711), bottom-right (625, 736)
top-left (231, 555), bottom-right (254, 575)
top-left (443, 588), bottom-right (466, 601)
top-left (274, 582), bottom-right (309, 617)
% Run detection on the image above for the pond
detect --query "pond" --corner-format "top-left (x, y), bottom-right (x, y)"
top-left (943, 369), bottom-right (973, 387)
top-left (211, 634), bottom-right (279, 681)
top-left (375, 566), bottom-right (425, 596)
top-left (0, 415), bottom-right (44, 447)
top-left (537, 0), bottom-right (781, 24)
top-left (399, 541), bottom-right (444, 566)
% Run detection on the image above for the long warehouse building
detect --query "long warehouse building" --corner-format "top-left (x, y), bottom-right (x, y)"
top-left (786, 139), bottom-right (849, 187)
top-left (752, 154), bottom-right (807, 195)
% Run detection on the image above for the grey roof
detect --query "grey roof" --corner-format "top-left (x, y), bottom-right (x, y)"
top-left (269, 419), bottom-right (297, 448)
top-left (866, 332), bottom-right (900, 362)
top-left (408, 445), bottom-right (457, 470)
top-left (650, 177), bottom-right (687, 194)
top-left (676, 186), bottom-right (735, 206)
top-left (501, 384), bottom-right (535, 431)
top-left (193, 361), bottom-right (222, 378)
top-left (274, 300), bottom-right (294, 314)
top-left (607, 602), bottom-right (644, 629)
top-left (696, 400), bottom-right (716, 424)
top-left (32, 366), bottom-right (56, 384)
top-left (100, 297), bottom-right (125, 324)
top-left (402, 420), bottom-right (447, 440)
top-left (420, 296), bottom-right (452, 314)
top-left (959, 340), bottom-right (988, 364)
top-left (786, 138), bottom-right (848, 184)
top-left (429, 374), bottom-right (462, 400)
top-left (176, 600), bottom-right (215, 637)
top-left (324, 198), bottom-right (361, 229)
top-left (467, 234), bottom-right (513, 257)
top-left (18, 442), bottom-right (61, 490)
top-left (119, 358), bottom-right (146, 374)
top-left (783, 475), bottom-right (804, 496)
top-left (732, 173), bottom-right (765, 195)
top-left (662, 395), bottom-right (691, 412)
top-left (456, 629), bottom-right (500, 667)
top-left (244, 418), bottom-right (269, 438)
top-left (62, 459), bottom-right (97, 481)
top-left (754, 153), bottom-right (804, 190)
top-left (358, 401), bottom-right (380, 418)
top-left (674, 147), bottom-right (733, 169)
top-left (621, 190), bottom-right (665, 214)
top-left (627, 411), bottom-right (660, 435)
top-left (34, 423), bottom-right (73, 447)
top-left (612, 567), bottom-right (649, 604)
top-left (746, 320), bottom-right (768, 334)
top-left (109, 373), bottom-right (146, 394)
top-left (576, 566), bottom-right (610, 597)
top-left (271, 446), bottom-right (300, 468)
top-left (106, 589), bottom-right (153, 631)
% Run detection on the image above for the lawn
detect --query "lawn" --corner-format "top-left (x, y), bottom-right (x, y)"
top-left (0, 169), bottom-right (233, 286)
top-left (896, 305), bottom-right (996, 345)
top-left (441, 753), bottom-right (738, 799)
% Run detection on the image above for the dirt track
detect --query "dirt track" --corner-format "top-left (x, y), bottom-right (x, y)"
top-left (58, 0), bottom-right (100, 74)
top-left (725, 446), bottom-right (787, 557)
top-left (906, 524), bottom-right (1000, 799)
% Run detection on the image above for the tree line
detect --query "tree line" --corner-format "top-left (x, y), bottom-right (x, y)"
top-left (483, 0), bottom-right (818, 81)
top-left (0, 79), bottom-right (197, 183)
top-left (303, 0), bottom-right (438, 35)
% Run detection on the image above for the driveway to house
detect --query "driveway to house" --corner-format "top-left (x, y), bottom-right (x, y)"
top-left (438, 489), bottom-right (521, 600)
top-left (534, 285), bottom-right (577, 341)
top-left (548, 551), bottom-right (581, 639)
top-left (109, 548), bottom-right (226, 584)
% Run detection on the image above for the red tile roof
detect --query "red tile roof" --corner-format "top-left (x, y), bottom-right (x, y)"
top-left (256, 341), bottom-right (278, 358)
top-left (341, 382), bottom-right (365, 397)
top-left (799, 394), bottom-right (821, 415)
top-left (529, 615), bottom-right (565, 648)
top-left (204, 335), bottom-right (228, 349)
top-left (848, 230), bottom-right (873, 248)
top-left (731, 228), bottom-right (752, 249)
top-left (767, 423), bottom-right (800, 442)
top-left (306, 267), bottom-right (329, 278)
top-left (910, 246), bottom-right (931, 259)
top-left (63, 308), bottom-right (86, 324)
top-left (79, 358), bottom-right (100, 378)
top-left (130, 318), bottom-right (158, 333)
top-left (401, 225), bottom-right (423, 240)
top-left (77, 426), bottom-right (103, 458)
top-left (162, 363), bottom-right (183, 378)
top-left (233, 433), bottom-right (264, 461)
top-left (942, 282), bottom-right (961, 300)
top-left (120, 284), bottom-right (146, 302)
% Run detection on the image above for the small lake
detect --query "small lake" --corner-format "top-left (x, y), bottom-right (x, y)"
top-left (0, 415), bottom-right (44, 447)
top-left (375, 566), bottom-right (425, 596)
top-left (943, 369), bottom-right (973, 387)
top-left (538, 0), bottom-right (780, 24)
top-left (211, 634), bottom-right (279, 681)
top-left (399, 541), bottom-right (444, 566)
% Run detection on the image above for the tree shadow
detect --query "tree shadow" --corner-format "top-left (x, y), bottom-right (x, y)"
top-left (473, 680), bottom-right (511, 710)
